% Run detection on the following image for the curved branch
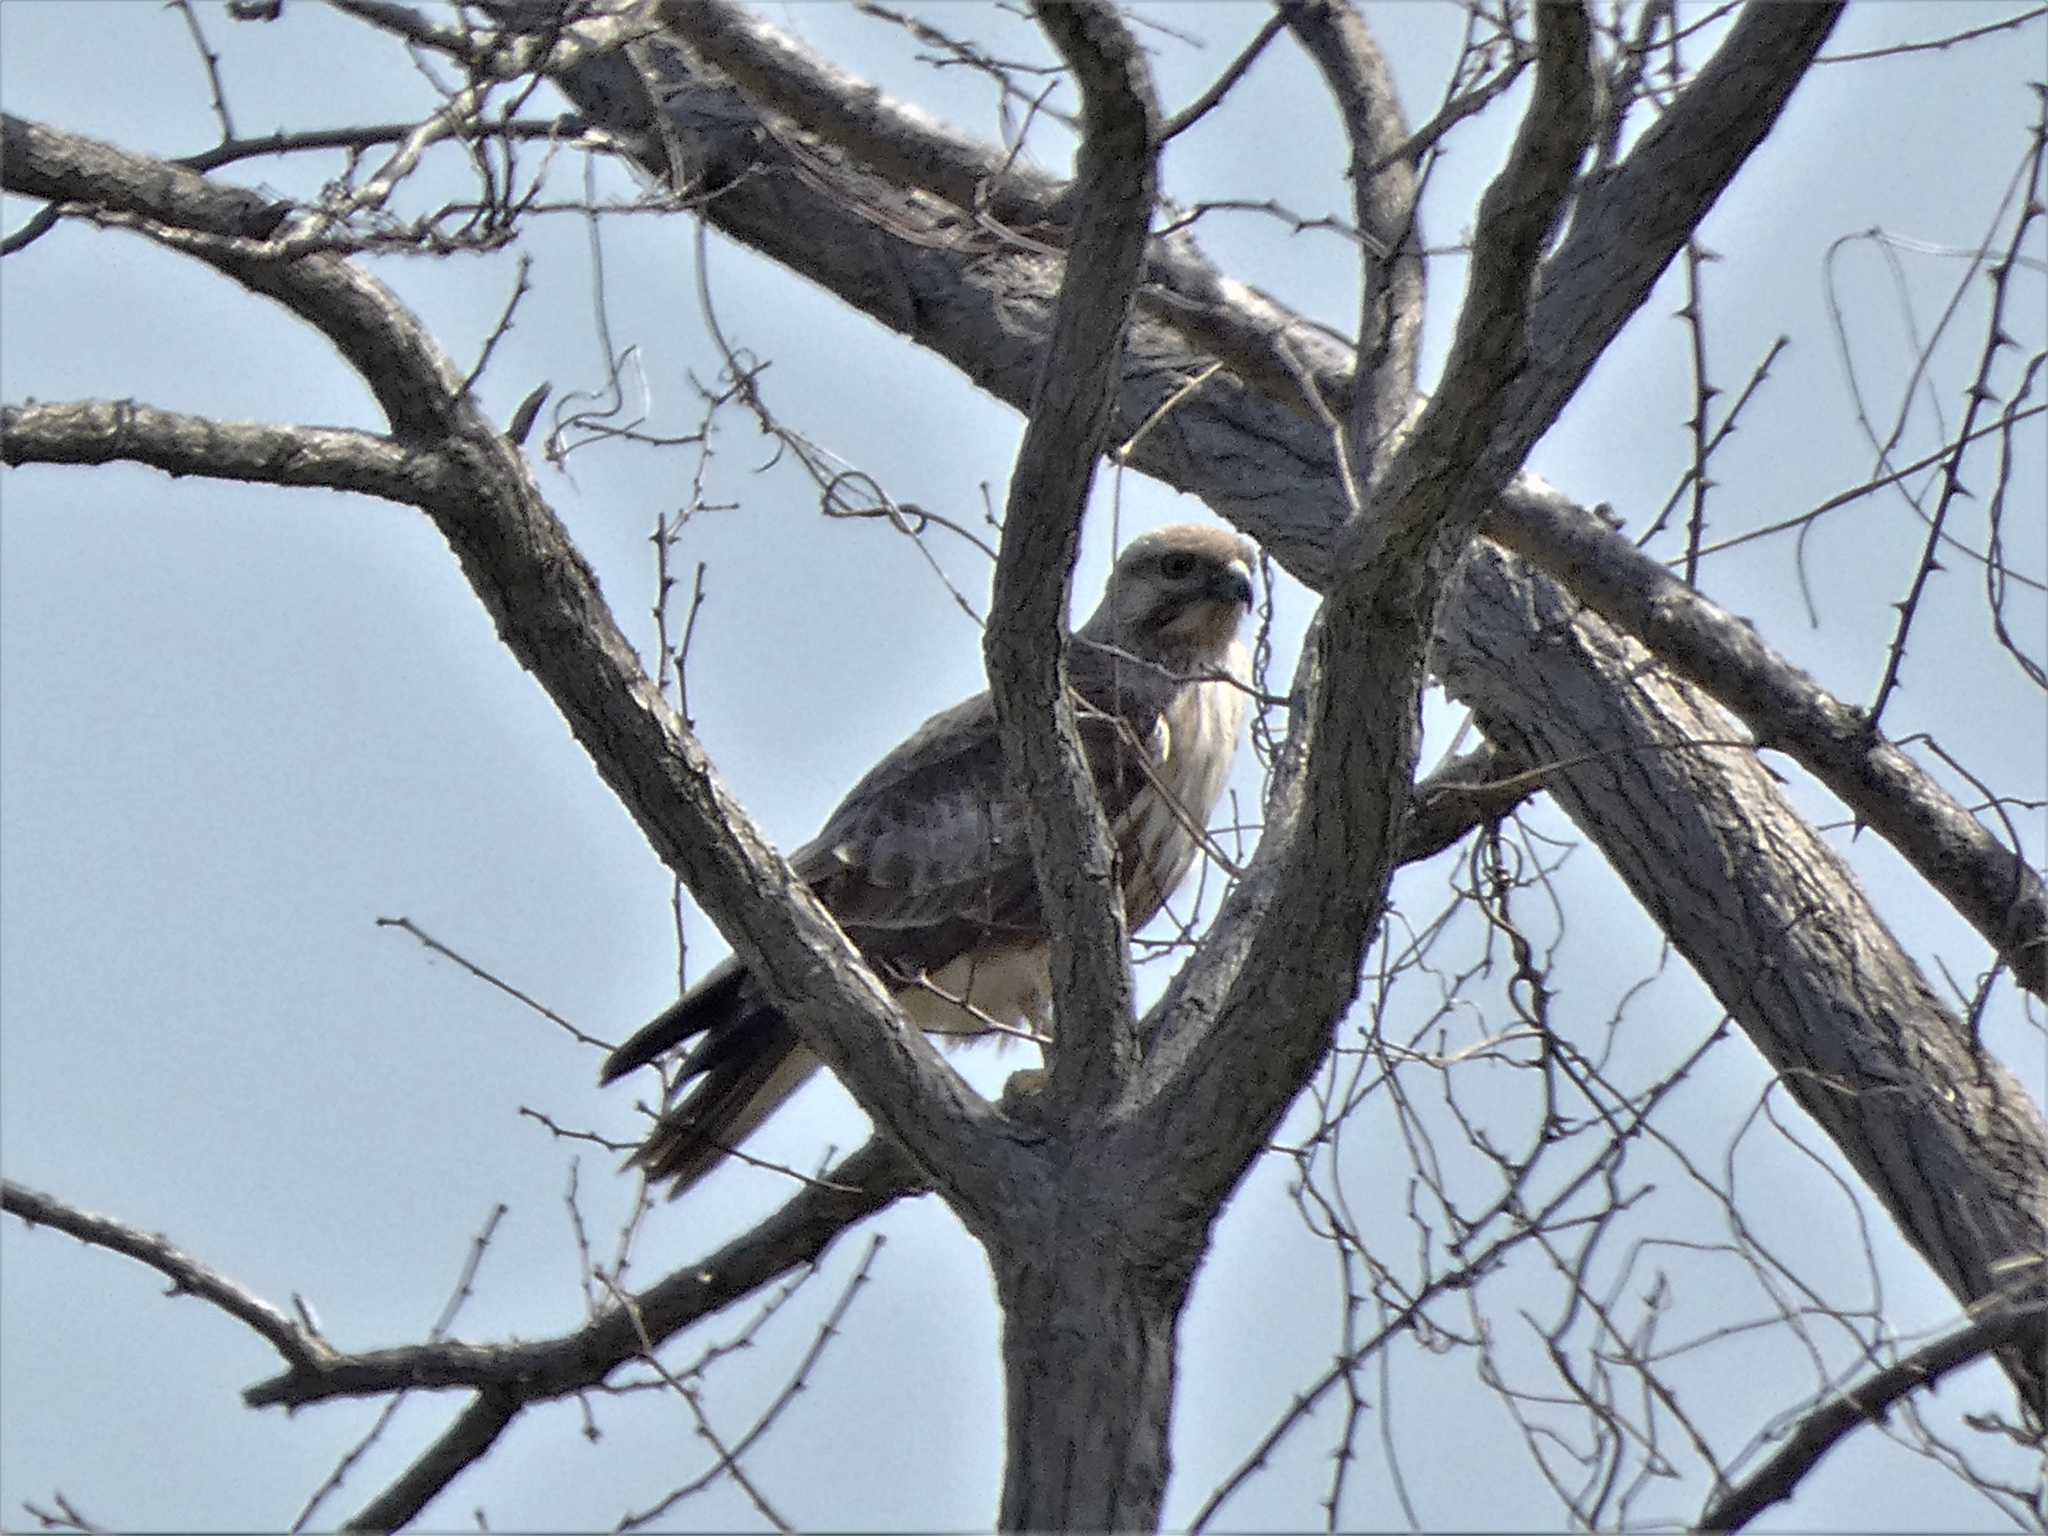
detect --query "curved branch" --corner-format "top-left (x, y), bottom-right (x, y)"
top-left (1438, 542), bottom-right (2048, 1418)
top-left (0, 111), bottom-right (999, 1214)
top-left (2, 113), bottom-right (476, 435)
top-left (5, 1133), bottom-right (916, 1490)
top-left (0, 398), bottom-right (457, 505)
top-left (547, 3), bottom-right (1843, 589)
top-left (1492, 475), bottom-right (2048, 1001)
top-left (1282, 0), bottom-right (1425, 473)
top-left (1159, 11), bottom-right (1288, 143)
top-left (1399, 740), bottom-right (1539, 863)
top-left (611, 3), bottom-right (1361, 446)
top-left (1503, 3), bottom-right (1845, 468)
top-left (1372, 2), bottom-right (1594, 529)
top-left (982, 0), bottom-right (1159, 1124)
top-left (1, 113), bottom-right (289, 242)
top-left (1698, 1295), bottom-right (2048, 1531)
top-left (246, 1135), bottom-right (921, 1410)
top-left (2, 1178), bottom-right (330, 1373)
top-left (1130, 0), bottom-right (1595, 1210)
top-left (652, 0), bottom-right (1064, 228)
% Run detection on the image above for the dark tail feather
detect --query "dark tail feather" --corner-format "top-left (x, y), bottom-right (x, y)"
top-left (600, 964), bottom-right (748, 1084)
top-left (606, 964), bottom-right (821, 1197)
top-left (627, 1010), bottom-right (813, 1196)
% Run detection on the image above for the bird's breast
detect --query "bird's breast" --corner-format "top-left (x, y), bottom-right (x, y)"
top-left (1117, 649), bottom-right (1251, 927)
top-left (898, 942), bottom-right (1053, 1036)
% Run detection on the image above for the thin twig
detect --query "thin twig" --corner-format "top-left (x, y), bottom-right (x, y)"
top-left (170, 0), bottom-right (237, 142)
top-left (1159, 10), bottom-right (1287, 142)
top-left (1819, 6), bottom-right (2047, 64)
top-left (294, 1205), bottom-right (510, 1532)
top-left (375, 914), bottom-right (614, 1052)
top-left (613, 1236), bottom-right (886, 1532)
top-left (1698, 1297), bottom-right (2048, 1530)
top-left (1869, 94), bottom-right (2047, 727)
top-left (1, 1179), bottom-right (326, 1371)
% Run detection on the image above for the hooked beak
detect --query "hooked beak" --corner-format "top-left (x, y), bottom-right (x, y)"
top-left (1210, 562), bottom-right (1255, 611)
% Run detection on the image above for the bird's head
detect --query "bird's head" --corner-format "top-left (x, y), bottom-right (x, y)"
top-left (1077, 524), bottom-right (1257, 667)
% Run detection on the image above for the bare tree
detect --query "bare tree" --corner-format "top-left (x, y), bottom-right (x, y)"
top-left (3, 1), bottom-right (2043, 1530)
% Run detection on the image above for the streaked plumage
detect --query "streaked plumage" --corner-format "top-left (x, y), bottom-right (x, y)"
top-left (603, 524), bottom-right (1257, 1194)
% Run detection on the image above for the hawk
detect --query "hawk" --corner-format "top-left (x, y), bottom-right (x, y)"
top-left (602, 523), bottom-right (1257, 1194)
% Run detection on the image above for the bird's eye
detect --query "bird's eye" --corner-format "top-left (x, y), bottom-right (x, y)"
top-left (1158, 552), bottom-right (1197, 580)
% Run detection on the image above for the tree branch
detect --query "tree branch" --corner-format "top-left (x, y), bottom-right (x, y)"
top-left (611, 2), bottom-right (1361, 450)
top-left (1158, 10), bottom-right (1288, 143)
top-left (652, 0), bottom-right (1063, 229)
top-left (172, 117), bottom-right (583, 176)
top-left (1500, 3), bottom-right (1845, 475)
top-left (1347, 0), bottom-right (1592, 535)
top-left (1698, 1295), bottom-right (2048, 1531)
top-left (1, 113), bottom-right (289, 242)
top-left (4, 1133), bottom-right (915, 1504)
top-left (1438, 542), bottom-right (2048, 1419)
top-left (1129, 0), bottom-right (1595, 1212)
top-left (0, 111), bottom-right (1000, 1213)
top-left (0, 398), bottom-right (457, 505)
top-left (245, 1136), bottom-right (921, 1411)
top-left (978, 0), bottom-right (1158, 1126)
top-left (1398, 740), bottom-right (1538, 863)
top-left (542, 2), bottom-right (1841, 588)
top-left (341, 1390), bottom-right (521, 1532)
top-left (1491, 474), bottom-right (2048, 1001)
top-left (1281, 0), bottom-right (1425, 477)
top-left (2, 1178), bottom-right (330, 1374)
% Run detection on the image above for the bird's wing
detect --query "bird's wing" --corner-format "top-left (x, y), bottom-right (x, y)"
top-left (597, 694), bottom-right (1037, 1089)
top-left (791, 687), bottom-right (1178, 976)
top-left (792, 692), bottom-right (1029, 968)
top-left (605, 652), bottom-right (1233, 1199)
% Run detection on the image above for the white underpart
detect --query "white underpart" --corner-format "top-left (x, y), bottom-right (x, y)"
top-left (1120, 634), bottom-right (1252, 919)
top-left (905, 631), bottom-right (1251, 1043)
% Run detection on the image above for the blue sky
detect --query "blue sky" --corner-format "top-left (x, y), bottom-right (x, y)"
top-left (2, 2), bottom-right (2043, 1529)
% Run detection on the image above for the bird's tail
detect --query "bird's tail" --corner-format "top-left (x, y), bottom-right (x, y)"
top-left (603, 963), bottom-right (822, 1198)
top-left (602, 963), bottom-right (750, 1084)
top-left (627, 1012), bottom-right (818, 1195)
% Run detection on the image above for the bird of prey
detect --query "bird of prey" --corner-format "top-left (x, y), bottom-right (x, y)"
top-left (602, 523), bottom-right (1258, 1195)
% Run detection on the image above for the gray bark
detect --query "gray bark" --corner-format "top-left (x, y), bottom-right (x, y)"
top-left (536, 0), bottom-right (2047, 1423)
top-left (991, 1222), bottom-right (1188, 1529)
top-left (4, 1), bottom-right (2043, 1527)
top-left (1437, 543), bottom-right (2048, 1415)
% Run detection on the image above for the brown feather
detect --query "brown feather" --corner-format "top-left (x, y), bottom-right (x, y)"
top-left (605, 525), bottom-right (1256, 1196)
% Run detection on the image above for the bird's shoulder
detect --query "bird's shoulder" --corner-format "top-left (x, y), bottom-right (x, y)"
top-left (784, 644), bottom-right (1236, 895)
top-left (829, 689), bottom-right (1004, 820)
top-left (790, 689), bottom-right (1015, 889)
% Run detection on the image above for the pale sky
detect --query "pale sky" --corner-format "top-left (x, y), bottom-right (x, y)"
top-left (2, 3), bottom-right (2043, 1530)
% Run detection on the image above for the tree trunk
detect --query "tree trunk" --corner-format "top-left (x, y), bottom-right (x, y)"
top-left (991, 1225), bottom-right (1188, 1531)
